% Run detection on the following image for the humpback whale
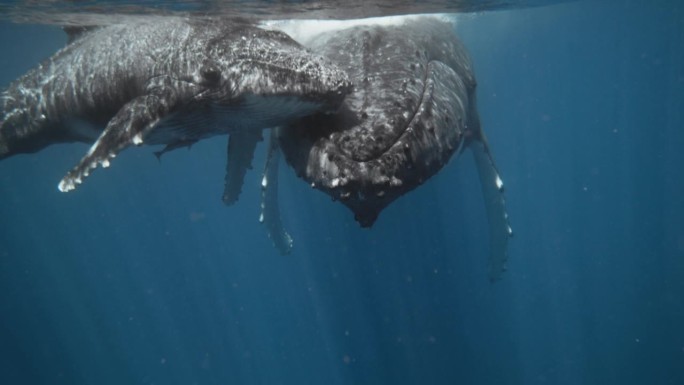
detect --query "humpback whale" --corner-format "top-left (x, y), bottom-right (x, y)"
top-left (274, 17), bottom-right (512, 280)
top-left (0, 17), bottom-right (351, 196)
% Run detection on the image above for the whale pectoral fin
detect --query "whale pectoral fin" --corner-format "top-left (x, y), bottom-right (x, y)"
top-left (471, 136), bottom-right (513, 281)
top-left (58, 94), bottom-right (173, 192)
top-left (222, 129), bottom-right (264, 205)
top-left (260, 129), bottom-right (293, 255)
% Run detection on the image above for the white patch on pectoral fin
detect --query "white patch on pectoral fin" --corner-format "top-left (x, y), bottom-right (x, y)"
top-left (470, 137), bottom-right (512, 281)
top-left (223, 129), bottom-right (263, 205)
top-left (58, 94), bottom-right (172, 192)
top-left (260, 129), bottom-right (293, 255)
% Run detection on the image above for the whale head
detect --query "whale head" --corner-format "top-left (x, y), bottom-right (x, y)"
top-left (195, 21), bottom-right (353, 119)
top-left (279, 18), bottom-right (479, 227)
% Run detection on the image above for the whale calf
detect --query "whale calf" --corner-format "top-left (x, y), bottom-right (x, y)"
top-left (0, 16), bottom-right (351, 195)
top-left (275, 17), bottom-right (512, 279)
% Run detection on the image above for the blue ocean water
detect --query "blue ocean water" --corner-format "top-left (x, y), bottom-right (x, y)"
top-left (1, 1), bottom-right (682, 384)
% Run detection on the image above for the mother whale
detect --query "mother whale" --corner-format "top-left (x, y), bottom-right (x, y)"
top-left (0, 16), bottom-right (351, 194)
top-left (274, 17), bottom-right (512, 280)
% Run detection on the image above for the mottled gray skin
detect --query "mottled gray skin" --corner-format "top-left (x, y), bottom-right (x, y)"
top-left (0, 16), bottom-right (351, 191)
top-left (279, 17), bottom-right (512, 279)
top-left (280, 18), bottom-right (478, 226)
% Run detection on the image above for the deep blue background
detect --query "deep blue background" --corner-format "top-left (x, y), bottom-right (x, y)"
top-left (1, 1), bottom-right (683, 384)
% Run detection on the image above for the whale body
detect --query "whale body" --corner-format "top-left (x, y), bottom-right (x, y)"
top-left (276, 17), bottom-right (512, 279)
top-left (0, 16), bottom-right (351, 194)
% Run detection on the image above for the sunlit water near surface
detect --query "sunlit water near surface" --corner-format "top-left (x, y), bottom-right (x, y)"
top-left (1, 1), bottom-right (683, 384)
top-left (0, 1), bottom-right (575, 22)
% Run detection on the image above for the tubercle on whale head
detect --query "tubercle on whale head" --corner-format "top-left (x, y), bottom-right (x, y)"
top-left (332, 174), bottom-right (405, 228)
